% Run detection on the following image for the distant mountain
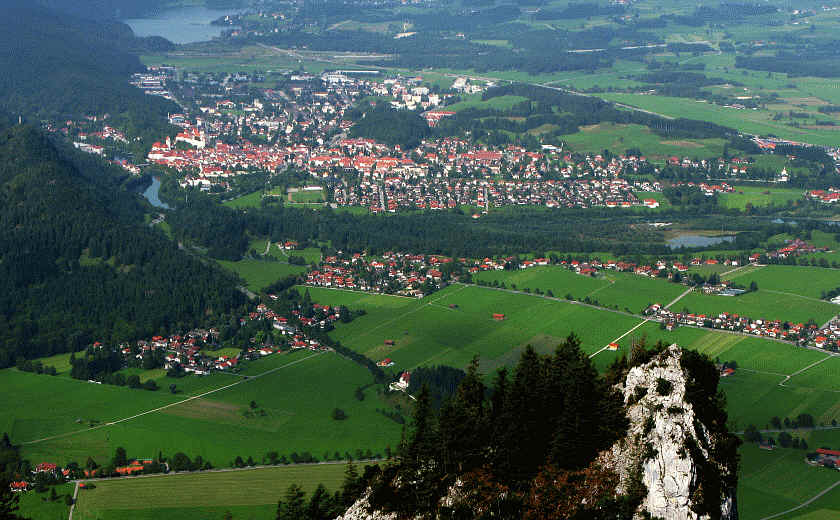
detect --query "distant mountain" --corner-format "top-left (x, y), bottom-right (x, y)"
top-left (0, 123), bottom-right (246, 367)
top-left (0, 3), bottom-right (176, 149)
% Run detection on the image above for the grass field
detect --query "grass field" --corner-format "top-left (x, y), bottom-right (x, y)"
top-left (291, 189), bottom-right (325, 203)
top-left (222, 191), bottom-right (265, 209)
top-left (600, 93), bottom-right (840, 146)
top-left (720, 186), bottom-right (804, 210)
top-left (0, 370), bottom-right (182, 449)
top-left (787, 356), bottom-right (840, 392)
top-left (73, 464), bottom-right (347, 520)
top-left (21, 351), bottom-right (402, 467)
top-left (739, 443), bottom-right (840, 520)
top-left (677, 288), bottom-right (838, 325)
top-left (474, 267), bottom-right (685, 313)
top-left (723, 265), bottom-right (840, 301)
top-left (217, 259), bottom-right (308, 290)
top-left (562, 122), bottom-right (727, 159)
top-left (17, 483), bottom-right (74, 520)
top-left (304, 284), bottom-right (644, 374)
top-left (446, 94), bottom-right (529, 112)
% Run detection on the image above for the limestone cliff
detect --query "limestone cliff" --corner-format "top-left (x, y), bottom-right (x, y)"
top-left (601, 344), bottom-right (738, 520)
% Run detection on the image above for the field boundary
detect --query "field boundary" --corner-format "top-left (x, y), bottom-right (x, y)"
top-left (22, 352), bottom-right (324, 446)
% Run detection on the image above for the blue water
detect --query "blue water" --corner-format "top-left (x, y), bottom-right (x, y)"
top-left (667, 234), bottom-right (735, 249)
top-left (142, 177), bottom-right (171, 209)
top-left (124, 7), bottom-right (237, 44)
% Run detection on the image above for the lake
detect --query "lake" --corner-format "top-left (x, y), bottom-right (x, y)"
top-left (667, 234), bottom-right (735, 249)
top-left (142, 177), bottom-right (171, 210)
top-left (123, 6), bottom-right (237, 44)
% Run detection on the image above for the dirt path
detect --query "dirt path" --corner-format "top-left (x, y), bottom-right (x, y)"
top-left (778, 354), bottom-right (833, 387)
top-left (23, 352), bottom-right (324, 446)
top-left (665, 287), bottom-right (694, 309)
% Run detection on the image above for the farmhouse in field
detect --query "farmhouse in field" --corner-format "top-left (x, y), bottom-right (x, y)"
top-left (493, 313), bottom-right (506, 321)
top-left (390, 371), bottom-right (411, 392)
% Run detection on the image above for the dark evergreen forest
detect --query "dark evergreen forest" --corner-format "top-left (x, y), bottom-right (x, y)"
top-left (0, 124), bottom-right (245, 368)
top-left (0, 4), bottom-right (177, 153)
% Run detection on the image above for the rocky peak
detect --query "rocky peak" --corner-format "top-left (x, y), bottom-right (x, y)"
top-left (601, 343), bottom-right (738, 520)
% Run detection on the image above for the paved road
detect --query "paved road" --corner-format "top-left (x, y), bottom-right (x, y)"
top-left (24, 352), bottom-right (324, 446)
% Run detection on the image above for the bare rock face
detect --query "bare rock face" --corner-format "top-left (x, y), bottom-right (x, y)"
top-left (601, 344), bottom-right (738, 520)
top-left (335, 493), bottom-right (398, 520)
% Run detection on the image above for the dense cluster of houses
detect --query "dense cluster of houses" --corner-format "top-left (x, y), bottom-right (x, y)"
top-left (808, 448), bottom-right (840, 469)
top-left (766, 239), bottom-right (830, 259)
top-left (305, 252), bottom-right (453, 297)
top-left (643, 305), bottom-right (839, 350)
top-left (136, 66), bottom-right (674, 207)
top-left (644, 304), bottom-right (811, 340)
top-left (672, 181), bottom-right (736, 196)
top-left (334, 176), bottom-right (661, 212)
top-left (806, 188), bottom-right (840, 204)
top-left (9, 463), bottom-right (73, 492)
top-left (86, 300), bottom-right (342, 380)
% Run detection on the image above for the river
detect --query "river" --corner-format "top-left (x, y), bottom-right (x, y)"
top-left (123, 6), bottom-right (238, 44)
top-left (142, 177), bottom-right (171, 210)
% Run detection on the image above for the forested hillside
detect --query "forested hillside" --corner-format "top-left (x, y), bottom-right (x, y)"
top-left (0, 124), bottom-right (246, 368)
top-left (0, 4), bottom-right (176, 150)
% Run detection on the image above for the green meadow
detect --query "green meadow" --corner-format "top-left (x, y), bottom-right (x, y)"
top-left (600, 93), bottom-right (840, 147)
top-left (738, 443), bottom-right (840, 520)
top-left (677, 289), bottom-right (838, 325)
top-left (719, 186), bottom-right (804, 210)
top-left (73, 464), bottom-right (347, 520)
top-left (17, 483), bottom-right (74, 520)
top-left (562, 122), bottom-right (726, 159)
top-left (291, 189), bottom-right (326, 203)
top-left (446, 94), bottom-right (529, 112)
top-left (20, 351), bottom-right (402, 467)
top-left (474, 266), bottom-right (685, 313)
top-left (724, 265), bottom-right (840, 300)
top-left (304, 284), bottom-right (644, 374)
top-left (217, 259), bottom-right (308, 290)
top-left (222, 191), bottom-right (264, 209)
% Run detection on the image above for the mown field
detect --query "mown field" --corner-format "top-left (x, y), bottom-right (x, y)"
top-left (719, 186), bottom-right (804, 210)
top-left (17, 482), bottom-right (74, 520)
top-left (20, 351), bottom-right (402, 467)
top-left (217, 259), bottom-right (308, 290)
top-left (677, 288), bottom-right (837, 325)
top-left (562, 122), bottom-right (727, 159)
top-left (738, 443), bottom-right (840, 520)
top-left (446, 94), bottom-right (529, 112)
top-left (73, 464), bottom-right (347, 520)
top-left (724, 265), bottom-right (840, 301)
top-left (473, 266), bottom-right (685, 313)
top-left (600, 93), bottom-right (840, 147)
top-left (303, 284), bottom-right (643, 373)
top-left (291, 189), bottom-right (326, 203)
top-left (222, 191), bottom-right (264, 209)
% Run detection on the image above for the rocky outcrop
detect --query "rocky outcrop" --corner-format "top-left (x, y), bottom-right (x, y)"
top-left (336, 492), bottom-right (398, 520)
top-left (600, 344), bottom-right (738, 520)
